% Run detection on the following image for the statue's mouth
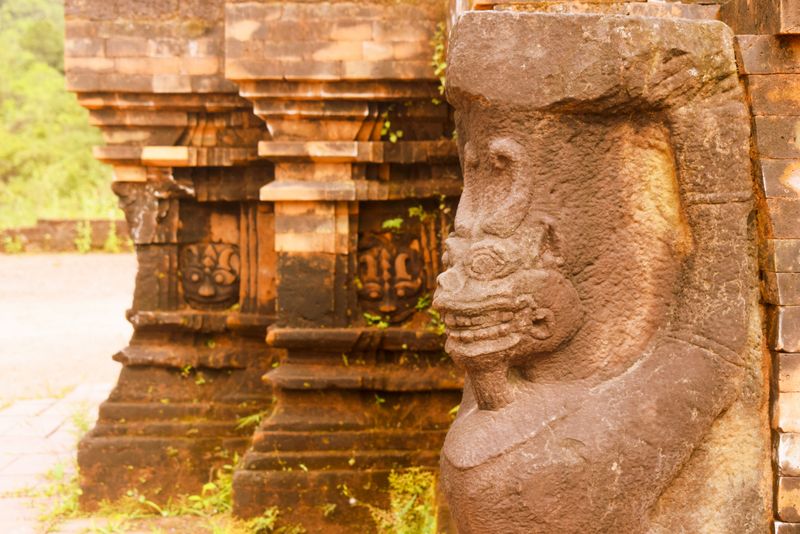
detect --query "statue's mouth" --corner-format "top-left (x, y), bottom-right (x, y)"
top-left (443, 305), bottom-right (526, 358)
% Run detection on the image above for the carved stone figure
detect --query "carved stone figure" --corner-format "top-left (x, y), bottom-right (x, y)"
top-left (357, 232), bottom-right (425, 323)
top-left (180, 243), bottom-right (241, 309)
top-left (434, 12), bottom-right (769, 533)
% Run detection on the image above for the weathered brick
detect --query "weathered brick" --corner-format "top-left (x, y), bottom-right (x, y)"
top-left (738, 35), bottom-right (800, 74)
top-left (764, 239), bottom-right (800, 272)
top-left (312, 41), bottom-right (363, 62)
top-left (151, 74), bottom-right (192, 93)
top-left (330, 21), bottom-right (373, 41)
top-left (227, 19), bottom-right (264, 42)
top-left (190, 75), bottom-right (238, 93)
top-left (776, 520), bottom-right (800, 534)
top-left (225, 59), bottom-right (284, 80)
top-left (777, 392), bottom-right (800, 433)
top-left (761, 159), bottom-right (800, 198)
top-left (394, 41), bottom-right (431, 61)
top-left (778, 353), bottom-right (800, 393)
top-left (65, 20), bottom-right (96, 39)
top-left (771, 306), bottom-right (800, 352)
top-left (767, 198), bottom-right (800, 238)
top-left (749, 74), bottom-right (800, 116)
top-left (182, 57), bottom-right (220, 76)
top-left (782, 0), bottom-right (800, 34)
top-left (764, 272), bottom-right (800, 305)
top-left (106, 37), bottom-right (148, 58)
top-left (780, 477), bottom-right (800, 522)
top-left (282, 60), bottom-right (343, 81)
top-left (373, 19), bottom-right (433, 42)
top-left (755, 117), bottom-right (800, 159)
top-left (362, 41), bottom-right (394, 62)
top-left (64, 56), bottom-right (115, 73)
top-left (64, 37), bottom-right (104, 57)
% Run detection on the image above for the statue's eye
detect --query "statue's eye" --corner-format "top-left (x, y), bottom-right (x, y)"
top-left (213, 269), bottom-right (236, 286)
top-left (190, 272), bottom-right (201, 283)
top-left (468, 249), bottom-right (509, 280)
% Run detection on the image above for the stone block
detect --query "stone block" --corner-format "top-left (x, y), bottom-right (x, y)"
top-left (767, 199), bottom-right (800, 238)
top-left (764, 272), bottom-right (800, 305)
top-left (64, 57), bottom-right (115, 73)
top-left (331, 21), bottom-right (373, 41)
top-left (64, 37), bottom-right (104, 57)
top-left (782, 0), bottom-right (800, 34)
top-left (770, 306), bottom-right (800, 352)
top-left (373, 19), bottom-right (433, 42)
top-left (777, 392), bottom-right (800, 433)
top-left (776, 520), bottom-right (800, 533)
top-left (755, 117), bottom-right (800, 159)
top-left (780, 477), bottom-right (800, 522)
top-left (749, 75), bottom-right (800, 116)
top-left (764, 239), bottom-right (800, 272)
top-left (362, 41), bottom-right (394, 62)
top-left (394, 41), bottom-right (431, 61)
top-left (761, 159), bottom-right (800, 199)
top-left (151, 74), bottom-right (192, 93)
top-left (105, 37), bottom-right (148, 58)
top-left (778, 353), bottom-right (800, 392)
top-left (780, 433), bottom-right (800, 476)
top-left (738, 35), bottom-right (800, 74)
top-left (311, 41), bottom-right (363, 62)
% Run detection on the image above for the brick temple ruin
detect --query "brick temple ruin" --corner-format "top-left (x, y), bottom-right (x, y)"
top-left (63, 0), bottom-right (800, 531)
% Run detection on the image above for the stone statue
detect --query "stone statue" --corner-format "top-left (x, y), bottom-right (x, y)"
top-left (434, 11), bottom-right (769, 533)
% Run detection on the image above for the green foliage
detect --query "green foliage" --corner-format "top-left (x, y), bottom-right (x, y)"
top-left (364, 312), bottom-right (389, 329)
top-left (431, 22), bottom-right (447, 104)
top-left (381, 217), bottom-right (404, 231)
top-left (2, 234), bottom-right (24, 253)
top-left (426, 309), bottom-right (446, 336)
top-left (415, 294), bottom-right (432, 311)
top-left (75, 220), bottom-right (93, 253)
top-left (345, 468), bottom-right (438, 534)
top-left (103, 223), bottom-right (121, 253)
top-left (380, 107), bottom-right (404, 144)
top-left (0, 0), bottom-right (119, 230)
top-left (235, 410), bottom-right (268, 430)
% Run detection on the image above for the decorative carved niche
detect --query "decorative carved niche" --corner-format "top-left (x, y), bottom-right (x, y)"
top-left (179, 243), bottom-right (241, 310)
top-left (356, 199), bottom-right (454, 325)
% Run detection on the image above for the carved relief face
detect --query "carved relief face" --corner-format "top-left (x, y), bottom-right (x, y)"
top-left (180, 243), bottom-right (240, 310)
top-left (358, 233), bottom-right (424, 323)
top-left (433, 138), bottom-right (583, 379)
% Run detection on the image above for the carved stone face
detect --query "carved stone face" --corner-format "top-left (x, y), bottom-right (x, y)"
top-left (358, 233), bottom-right (424, 323)
top-left (433, 137), bottom-right (584, 408)
top-left (180, 243), bottom-right (241, 310)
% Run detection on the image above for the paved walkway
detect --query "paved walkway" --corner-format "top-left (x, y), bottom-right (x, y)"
top-left (0, 254), bottom-right (136, 532)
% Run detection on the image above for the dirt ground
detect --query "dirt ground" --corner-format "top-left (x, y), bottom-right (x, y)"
top-left (0, 253), bottom-right (135, 401)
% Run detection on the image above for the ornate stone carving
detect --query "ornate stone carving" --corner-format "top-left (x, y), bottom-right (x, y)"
top-left (434, 12), bottom-right (767, 533)
top-left (357, 232), bottom-right (425, 323)
top-left (179, 243), bottom-right (241, 310)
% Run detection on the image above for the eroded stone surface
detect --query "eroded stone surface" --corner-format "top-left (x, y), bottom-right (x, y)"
top-left (435, 11), bottom-right (770, 533)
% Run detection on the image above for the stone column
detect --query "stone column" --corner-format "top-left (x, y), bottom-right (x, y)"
top-left (224, 1), bottom-right (463, 530)
top-left (723, 1), bottom-right (800, 530)
top-left (64, 0), bottom-right (280, 504)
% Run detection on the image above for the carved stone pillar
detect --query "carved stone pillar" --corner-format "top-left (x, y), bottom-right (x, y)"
top-left (224, 1), bottom-right (463, 529)
top-left (435, 9), bottom-right (771, 533)
top-left (64, 0), bottom-right (280, 504)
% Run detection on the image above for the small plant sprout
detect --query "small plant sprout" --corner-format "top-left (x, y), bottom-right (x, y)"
top-left (364, 312), bottom-right (389, 329)
top-left (381, 217), bottom-right (404, 231)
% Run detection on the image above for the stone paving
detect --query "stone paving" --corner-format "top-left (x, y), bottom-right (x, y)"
top-left (0, 253), bottom-right (135, 532)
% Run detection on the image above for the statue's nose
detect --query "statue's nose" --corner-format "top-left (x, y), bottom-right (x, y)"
top-left (434, 269), bottom-right (465, 312)
top-left (436, 269), bottom-right (464, 293)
